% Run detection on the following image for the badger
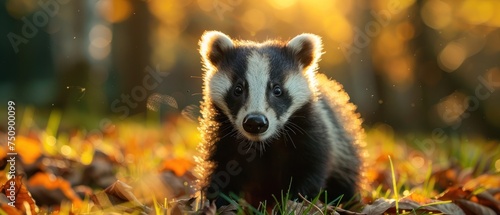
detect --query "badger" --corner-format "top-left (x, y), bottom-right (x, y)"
top-left (196, 31), bottom-right (364, 208)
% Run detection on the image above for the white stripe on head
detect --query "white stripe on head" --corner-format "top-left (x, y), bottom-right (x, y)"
top-left (235, 52), bottom-right (277, 141)
top-left (244, 52), bottom-right (270, 113)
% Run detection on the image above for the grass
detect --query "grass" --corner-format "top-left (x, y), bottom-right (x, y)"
top-left (216, 186), bottom-right (342, 215)
top-left (389, 155), bottom-right (399, 213)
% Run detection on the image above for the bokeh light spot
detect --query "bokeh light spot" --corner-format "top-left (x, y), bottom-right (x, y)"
top-left (436, 92), bottom-right (467, 125)
top-left (438, 42), bottom-right (467, 72)
top-left (61, 145), bottom-right (72, 156)
top-left (410, 154), bottom-right (425, 169)
top-left (98, 0), bottom-right (133, 23)
top-left (421, 0), bottom-right (452, 30)
top-left (148, 0), bottom-right (185, 26)
top-left (323, 14), bottom-right (352, 43)
top-left (459, 0), bottom-right (494, 25)
top-left (241, 9), bottom-right (266, 34)
top-left (5, 0), bottom-right (37, 19)
top-left (89, 25), bottom-right (112, 60)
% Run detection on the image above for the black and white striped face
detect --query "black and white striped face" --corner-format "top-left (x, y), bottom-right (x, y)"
top-left (200, 31), bottom-right (323, 142)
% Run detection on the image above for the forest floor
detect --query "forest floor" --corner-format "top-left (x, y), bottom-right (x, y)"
top-left (1, 111), bottom-right (499, 215)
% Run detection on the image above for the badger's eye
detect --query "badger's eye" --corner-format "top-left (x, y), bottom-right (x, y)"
top-left (272, 85), bottom-right (282, 96)
top-left (234, 85), bottom-right (243, 96)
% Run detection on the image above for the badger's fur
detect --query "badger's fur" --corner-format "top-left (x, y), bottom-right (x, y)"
top-left (196, 31), bottom-right (365, 208)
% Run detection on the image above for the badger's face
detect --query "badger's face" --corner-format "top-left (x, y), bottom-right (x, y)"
top-left (200, 31), bottom-right (323, 142)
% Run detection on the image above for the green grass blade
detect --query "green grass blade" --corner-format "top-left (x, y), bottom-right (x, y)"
top-left (389, 155), bottom-right (399, 213)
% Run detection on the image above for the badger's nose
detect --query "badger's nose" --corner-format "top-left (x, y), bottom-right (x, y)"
top-left (243, 114), bottom-right (269, 134)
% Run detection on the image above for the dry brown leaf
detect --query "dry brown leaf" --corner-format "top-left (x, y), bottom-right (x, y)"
top-left (361, 198), bottom-right (394, 215)
top-left (329, 208), bottom-right (347, 215)
top-left (362, 197), bottom-right (465, 215)
top-left (469, 189), bottom-right (500, 214)
top-left (0, 175), bottom-right (38, 215)
top-left (28, 172), bottom-right (82, 207)
top-left (217, 203), bottom-right (239, 215)
top-left (433, 167), bottom-right (460, 190)
top-left (82, 151), bottom-right (117, 189)
top-left (91, 180), bottom-right (151, 214)
top-left (0, 204), bottom-right (22, 215)
top-left (437, 186), bottom-right (471, 200)
top-left (170, 197), bottom-right (197, 214)
top-left (0, 193), bottom-right (22, 215)
top-left (455, 199), bottom-right (497, 215)
top-left (397, 198), bottom-right (464, 215)
top-left (473, 189), bottom-right (500, 214)
top-left (437, 185), bottom-right (500, 214)
top-left (199, 200), bottom-right (217, 215)
top-left (133, 171), bottom-right (196, 207)
top-left (464, 174), bottom-right (500, 190)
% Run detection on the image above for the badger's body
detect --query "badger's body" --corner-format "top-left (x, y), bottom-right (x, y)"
top-left (196, 31), bottom-right (364, 207)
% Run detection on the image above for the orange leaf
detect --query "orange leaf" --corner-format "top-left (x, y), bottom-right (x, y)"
top-left (15, 136), bottom-right (43, 165)
top-left (437, 186), bottom-right (471, 201)
top-left (464, 174), bottom-right (500, 190)
top-left (0, 175), bottom-right (38, 215)
top-left (28, 172), bottom-right (82, 207)
top-left (160, 158), bottom-right (194, 176)
top-left (403, 192), bottom-right (433, 205)
top-left (0, 203), bottom-right (22, 215)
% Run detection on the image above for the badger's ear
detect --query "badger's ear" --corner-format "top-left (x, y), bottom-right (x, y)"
top-left (286, 34), bottom-right (323, 69)
top-left (199, 31), bottom-right (234, 68)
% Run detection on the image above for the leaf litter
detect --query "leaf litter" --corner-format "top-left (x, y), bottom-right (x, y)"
top-left (0, 117), bottom-right (499, 214)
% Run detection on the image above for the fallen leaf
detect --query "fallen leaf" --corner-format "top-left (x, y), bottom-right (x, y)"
top-left (133, 171), bottom-right (196, 206)
top-left (0, 147), bottom-right (7, 170)
top-left (455, 199), bottom-right (497, 215)
top-left (464, 174), bottom-right (500, 190)
top-left (28, 172), bottom-right (82, 207)
top-left (0, 204), bottom-right (22, 215)
top-left (0, 193), bottom-right (22, 215)
top-left (15, 136), bottom-right (43, 165)
top-left (361, 197), bottom-right (465, 215)
top-left (0, 175), bottom-right (38, 215)
top-left (437, 186), bottom-right (471, 200)
top-left (160, 158), bottom-right (194, 177)
top-left (361, 198), bottom-right (394, 214)
top-left (199, 200), bottom-right (217, 215)
top-left (475, 188), bottom-right (500, 214)
top-left (217, 203), bottom-right (238, 215)
top-left (91, 180), bottom-right (151, 214)
top-left (81, 151), bottom-right (117, 189)
top-left (437, 185), bottom-right (500, 214)
top-left (170, 197), bottom-right (197, 214)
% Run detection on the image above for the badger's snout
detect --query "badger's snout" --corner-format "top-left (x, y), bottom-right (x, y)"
top-left (243, 113), bottom-right (269, 134)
